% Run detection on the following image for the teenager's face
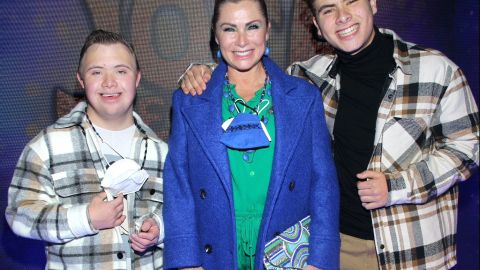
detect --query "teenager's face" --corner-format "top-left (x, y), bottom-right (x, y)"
top-left (312, 0), bottom-right (377, 54)
top-left (215, 0), bottom-right (270, 73)
top-left (77, 43), bottom-right (140, 126)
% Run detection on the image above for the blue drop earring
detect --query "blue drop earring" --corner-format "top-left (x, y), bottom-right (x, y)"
top-left (216, 50), bottom-right (222, 60)
top-left (264, 47), bottom-right (270, 57)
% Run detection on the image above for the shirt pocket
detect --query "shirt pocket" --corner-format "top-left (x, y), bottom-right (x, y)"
top-left (135, 176), bottom-right (163, 216)
top-left (52, 168), bottom-right (102, 205)
top-left (381, 116), bottom-right (429, 170)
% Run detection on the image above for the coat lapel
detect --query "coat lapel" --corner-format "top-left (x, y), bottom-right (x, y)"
top-left (263, 59), bottom-right (314, 217)
top-left (181, 63), bottom-right (233, 198)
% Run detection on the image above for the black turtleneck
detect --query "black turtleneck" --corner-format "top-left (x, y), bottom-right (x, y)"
top-left (333, 27), bottom-right (395, 240)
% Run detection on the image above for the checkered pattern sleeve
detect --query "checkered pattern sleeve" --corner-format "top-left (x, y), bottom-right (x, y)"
top-left (5, 131), bottom-right (86, 243)
top-left (385, 64), bottom-right (479, 206)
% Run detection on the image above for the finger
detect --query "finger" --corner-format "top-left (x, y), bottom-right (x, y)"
top-left (131, 235), bottom-right (149, 248)
top-left (188, 75), bottom-right (203, 93)
top-left (357, 188), bottom-right (374, 197)
top-left (193, 73), bottom-right (206, 91)
top-left (362, 202), bottom-right (381, 210)
top-left (131, 242), bottom-right (146, 253)
top-left (115, 209), bottom-right (124, 219)
top-left (114, 215), bottom-right (126, 226)
top-left (130, 237), bottom-right (146, 251)
top-left (111, 196), bottom-right (124, 208)
top-left (356, 181), bottom-right (371, 190)
top-left (114, 193), bottom-right (124, 202)
top-left (180, 81), bottom-right (190, 95)
top-left (184, 80), bottom-right (198, 96)
top-left (142, 218), bottom-right (157, 230)
top-left (141, 223), bottom-right (152, 233)
top-left (359, 195), bottom-right (377, 203)
top-left (203, 72), bottom-right (211, 83)
top-left (96, 192), bottom-right (108, 201)
top-left (137, 231), bottom-right (157, 242)
top-left (357, 170), bottom-right (378, 179)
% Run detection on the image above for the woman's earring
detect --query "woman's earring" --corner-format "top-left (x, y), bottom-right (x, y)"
top-left (216, 50), bottom-right (222, 59)
top-left (264, 47), bottom-right (270, 57)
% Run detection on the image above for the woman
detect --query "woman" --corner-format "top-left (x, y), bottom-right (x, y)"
top-left (164, 0), bottom-right (339, 269)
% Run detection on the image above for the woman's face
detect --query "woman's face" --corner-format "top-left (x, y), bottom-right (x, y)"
top-left (215, 0), bottom-right (270, 73)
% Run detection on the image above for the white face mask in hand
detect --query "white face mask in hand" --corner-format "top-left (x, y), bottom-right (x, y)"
top-left (101, 159), bottom-right (149, 200)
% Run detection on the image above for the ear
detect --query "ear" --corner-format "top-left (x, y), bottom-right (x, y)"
top-left (135, 71), bottom-right (142, 88)
top-left (312, 16), bottom-right (323, 38)
top-left (370, 0), bottom-right (378, 15)
top-left (76, 72), bottom-right (85, 89)
top-left (265, 21), bottom-right (272, 41)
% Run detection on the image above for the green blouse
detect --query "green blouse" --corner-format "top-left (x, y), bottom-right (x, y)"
top-left (221, 82), bottom-right (275, 270)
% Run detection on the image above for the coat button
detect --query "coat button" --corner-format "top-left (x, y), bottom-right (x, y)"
top-left (200, 189), bottom-right (207, 199)
top-left (289, 181), bottom-right (296, 191)
top-left (117, 252), bottom-right (123, 259)
top-left (150, 189), bottom-right (155, 195)
top-left (387, 94), bottom-right (393, 99)
top-left (204, 244), bottom-right (213, 254)
top-left (380, 244), bottom-right (385, 249)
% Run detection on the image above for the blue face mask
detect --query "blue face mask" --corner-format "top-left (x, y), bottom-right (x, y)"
top-left (221, 113), bottom-right (271, 150)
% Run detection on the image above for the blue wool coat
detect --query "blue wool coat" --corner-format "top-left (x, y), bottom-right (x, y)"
top-left (164, 58), bottom-right (340, 270)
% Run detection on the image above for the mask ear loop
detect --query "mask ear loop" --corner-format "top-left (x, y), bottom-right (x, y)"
top-left (257, 99), bottom-right (270, 115)
top-left (234, 99), bottom-right (259, 115)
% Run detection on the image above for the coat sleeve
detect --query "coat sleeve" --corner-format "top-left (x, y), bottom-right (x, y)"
top-left (387, 67), bottom-right (479, 206)
top-left (307, 88), bottom-right (341, 269)
top-left (163, 91), bottom-right (202, 268)
top-left (5, 137), bottom-right (95, 243)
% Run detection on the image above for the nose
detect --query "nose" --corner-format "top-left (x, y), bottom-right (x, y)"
top-left (236, 31), bottom-right (248, 47)
top-left (102, 72), bottom-right (117, 88)
top-left (336, 7), bottom-right (352, 24)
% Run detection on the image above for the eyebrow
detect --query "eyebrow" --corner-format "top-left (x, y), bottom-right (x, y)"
top-left (317, 4), bottom-right (335, 14)
top-left (219, 20), bottom-right (262, 28)
top-left (86, 64), bottom-right (133, 72)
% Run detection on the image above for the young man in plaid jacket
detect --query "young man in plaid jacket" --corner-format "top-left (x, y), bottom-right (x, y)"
top-left (5, 30), bottom-right (167, 269)
top-left (179, 1), bottom-right (479, 269)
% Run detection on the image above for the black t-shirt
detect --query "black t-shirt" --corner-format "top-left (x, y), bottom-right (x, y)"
top-left (333, 28), bottom-right (395, 240)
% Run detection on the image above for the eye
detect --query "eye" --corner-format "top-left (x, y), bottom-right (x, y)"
top-left (346, 0), bottom-right (358, 4)
top-left (222, 26), bottom-right (235, 32)
top-left (117, 69), bottom-right (127, 75)
top-left (247, 23), bottom-right (260, 30)
top-left (91, 70), bottom-right (101, 76)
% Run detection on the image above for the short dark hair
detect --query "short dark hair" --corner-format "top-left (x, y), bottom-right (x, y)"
top-left (210, 0), bottom-right (269, 55)
top-left (304, 0), bottom-right (316, 15)
top-left (77, 29), bottom-right (140, 72)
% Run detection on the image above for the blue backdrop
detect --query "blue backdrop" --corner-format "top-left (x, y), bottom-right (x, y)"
top-left (0, 1), bottom-right (478, 269)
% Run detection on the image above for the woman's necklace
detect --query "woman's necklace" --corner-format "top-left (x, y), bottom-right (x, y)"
top-left (223, 69), bottom-right (270, 124)
top-left (221, 67), bottom-right (273, 162)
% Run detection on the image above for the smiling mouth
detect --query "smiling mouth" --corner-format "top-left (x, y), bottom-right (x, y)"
top-left (233, 50), bottom-right (253, 56)
top-left (337, 24), bottom-right (359, 37)
top-left (101, 93), bottom-right (121, 97)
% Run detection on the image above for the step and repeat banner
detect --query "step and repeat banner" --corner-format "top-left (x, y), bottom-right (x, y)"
top-left (1, 1), bottom-right (477, 269)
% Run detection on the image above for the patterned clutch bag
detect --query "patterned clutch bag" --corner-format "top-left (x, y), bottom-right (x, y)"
top-left (263, 216), bottom-right (311, 269)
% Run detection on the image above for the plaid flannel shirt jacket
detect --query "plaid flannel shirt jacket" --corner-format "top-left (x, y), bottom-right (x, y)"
top-left (5, 101), bottom-right (167, 269)
top-left (288, 28), bottom-right (479, 270)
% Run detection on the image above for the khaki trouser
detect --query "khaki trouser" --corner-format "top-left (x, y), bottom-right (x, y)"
top-left (340, 233), bottom-right (379, 270)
